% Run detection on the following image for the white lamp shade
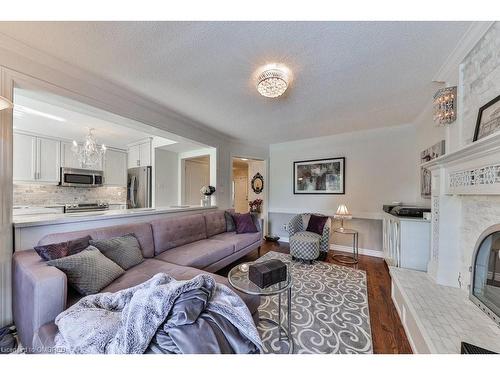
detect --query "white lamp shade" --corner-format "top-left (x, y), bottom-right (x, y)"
top-left (335, 204), bottom-right (350, 216)
top-left (0, 96), bottom-right (13, 111)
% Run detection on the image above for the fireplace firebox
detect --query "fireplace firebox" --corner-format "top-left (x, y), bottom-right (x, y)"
top-left (471, 224), bottom-right (500, 326)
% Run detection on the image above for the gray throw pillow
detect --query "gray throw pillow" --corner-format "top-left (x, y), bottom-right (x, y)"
top-left (225, 211), bottom-right (236, 232)
top-left (47, 246), bottom-right (124, 296)
top-left (89, 234), bottom-right (144, 270)
top-left (250, 213), bottom-right (262, 232)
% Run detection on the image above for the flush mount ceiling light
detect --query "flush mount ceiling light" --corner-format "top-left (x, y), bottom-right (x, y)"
top-left (256, 65), bottom-right (290, 98)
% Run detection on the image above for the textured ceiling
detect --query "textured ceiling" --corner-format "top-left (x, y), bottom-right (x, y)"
top-left (0, 21), bottom-right (472, 144)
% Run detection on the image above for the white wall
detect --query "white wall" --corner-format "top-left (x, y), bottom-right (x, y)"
top-left (178, 147), bottom-right (217, 205)
top-left (269, 124), bottom-right (419, 219)
top-left (154, 148), bottom-right (179, 207)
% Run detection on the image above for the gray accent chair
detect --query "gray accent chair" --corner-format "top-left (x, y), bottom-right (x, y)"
top-left (287, 213), bottom-right (331, 263)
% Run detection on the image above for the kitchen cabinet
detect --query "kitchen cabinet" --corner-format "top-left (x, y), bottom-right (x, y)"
top-left (103, 149), bottom-right (127, 186)
top-left (13, 132), bottom-right (36, 181)
top-left (61, 141), bottom-right (103, 170)
top-left (128, 140), bottom-right (151, 168)
top-left (13, 132), bottom-right (60, 183)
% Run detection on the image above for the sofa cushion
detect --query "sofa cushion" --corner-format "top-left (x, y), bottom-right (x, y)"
top-left (232, 213), bottom-right (258, 234)
top-left (90, 234), bottom-right (144, 270)
top-left (154, 239), bottom-right (233, 269)
top-left (102, 259), bottom-right (260, 315)
top-left (47, 247), bottom-right (125, 296)
top-left (204, 210), bottom-right (227, 237)
top-left (224, 211), bottom-right (236, 232)
top-left (210, 232), bottom-right (262, 253)
top-left (34, 235), bottom-right (91, 261)
top-left (38, 223), bottom-right (155, 258)
top-left (151, 214), bottom-right (207, 255)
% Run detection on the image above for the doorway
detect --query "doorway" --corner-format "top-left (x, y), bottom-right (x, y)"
top-left (232, 157), bottom-right (266, 230)
top-left (183, 155), bottom-right (210, 205)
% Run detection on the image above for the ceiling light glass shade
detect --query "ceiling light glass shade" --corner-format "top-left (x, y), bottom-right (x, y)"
top-left (0, 96), bottom-right (13, 111)
top-left (72, 128), bottom-right (106, 168)
top-left (256, 68), bottom-right (289, 98)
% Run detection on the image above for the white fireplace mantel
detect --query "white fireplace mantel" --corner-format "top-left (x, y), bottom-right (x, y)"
top-left (421, 131), bottom-right (500, 289)
top-left (423, 131), bottom-right (500, 196)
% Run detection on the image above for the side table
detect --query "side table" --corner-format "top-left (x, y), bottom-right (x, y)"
top-left (332, 227), bottom-right (359, 264)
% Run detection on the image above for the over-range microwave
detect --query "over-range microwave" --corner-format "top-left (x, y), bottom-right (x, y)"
top-left (59, 167), bottom-right (103, 187)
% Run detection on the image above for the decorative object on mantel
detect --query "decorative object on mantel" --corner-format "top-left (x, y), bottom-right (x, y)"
top-left (433, 86), bottom-right (457, 125)
top-left (0, 95), bottom-right (13, 111)
top-left (334, 204), bottom-right (352, 230)
top-left (71, 128), bottom-right (106, 168)
top-left (420, 140), bottom-right (445, 198)
top-left (248, 198), bottom-right (263, 213)
top-left (251, 172), bottom-right (264, 194)
top-left (473, 94), bottom-right (500, 142)
top-left (200, 185), bottom-right (216, 207)
top-left (293, 157), bottom-right (345, 194)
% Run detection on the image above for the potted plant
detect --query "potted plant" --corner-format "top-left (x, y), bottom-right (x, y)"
top-left (249, 198), bottom-right (263, 213)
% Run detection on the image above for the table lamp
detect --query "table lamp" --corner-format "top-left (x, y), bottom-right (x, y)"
top-left (334, 204), bottom-right (352, 230)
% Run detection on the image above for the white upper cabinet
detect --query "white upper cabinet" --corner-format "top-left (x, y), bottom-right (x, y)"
top-left (14, 132), bottom-right (60, 183)
top-left (13, 132), bottom-right (37, 182)
top-left (128, 139), bottom-right (151, 168)
top-left (61, 142), bottom-right (81, 169)
top-left (103, 149), bottom-right (127, 186)
top-left (37, 137), bottom-right (60, 183)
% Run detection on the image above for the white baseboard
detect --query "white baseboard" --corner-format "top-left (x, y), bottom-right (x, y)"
top-left (278, 237), bottom-right (383, 258)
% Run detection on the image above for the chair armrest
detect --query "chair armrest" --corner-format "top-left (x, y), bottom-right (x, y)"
top-left (12, 250), bottom-right (67, 351)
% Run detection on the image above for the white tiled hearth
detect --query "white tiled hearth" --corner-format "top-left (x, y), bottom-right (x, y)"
top-left (390, 267), bottom-right (500, 353)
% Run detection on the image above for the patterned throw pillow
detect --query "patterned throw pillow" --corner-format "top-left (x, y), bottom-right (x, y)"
top-left (47, 246), bottom-right (125, 295)
top-left (89, 234), bottom-right (144, 270)
top-left (232, 213), bottom-right (258, 234)
top-left (224, 211), bottom-right (236, 232)
top-left (306, 214), bottom-right (328, 235)
top-left (34, 235), bottom-right (92, 261)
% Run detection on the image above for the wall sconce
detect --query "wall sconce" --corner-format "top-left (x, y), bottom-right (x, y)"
top-left (433, 86), bottom-right (457, 125)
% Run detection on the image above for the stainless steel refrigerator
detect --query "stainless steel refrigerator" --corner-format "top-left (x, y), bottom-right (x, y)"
top-left (127, 166), bottom-right (152, 208)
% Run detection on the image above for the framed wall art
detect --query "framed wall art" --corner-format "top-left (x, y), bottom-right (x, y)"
top-left (293, 157), bottom-right (345, 194)
top-left (473, 94), bottom-right (500, 142)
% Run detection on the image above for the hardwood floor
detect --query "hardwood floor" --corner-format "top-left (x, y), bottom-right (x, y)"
top-left (217, 241), bottom-right (413, 354)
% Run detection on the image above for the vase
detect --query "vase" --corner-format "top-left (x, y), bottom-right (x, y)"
top-left (201, 195), bottom-right (211, 207)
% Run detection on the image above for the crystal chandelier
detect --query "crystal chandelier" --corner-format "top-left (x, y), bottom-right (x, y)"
top-left (72, 128), bottom-right (106, 168)
top-left (433, 86), bottom-right (457, 125)
top-left (256, 67), bottom-right (289, 98)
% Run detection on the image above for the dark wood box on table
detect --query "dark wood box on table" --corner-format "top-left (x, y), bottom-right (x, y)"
top-left (248, 259), bottom-right (287, 289)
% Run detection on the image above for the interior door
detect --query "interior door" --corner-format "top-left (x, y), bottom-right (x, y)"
top-left (184, 160), bottom-right (209, 205)
top-left (234, 176), bottom-right (249, 213)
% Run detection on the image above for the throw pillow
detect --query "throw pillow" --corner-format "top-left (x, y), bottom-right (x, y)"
top-left (224, 211), bottom-right (236, 232)
top-left (306, 214), bottom-right (329, 235)
top-left (250, 213), bottom-right (262, 232)
top-left (89, 234), bottom-right (144, 270)
top-left (47, 246), bottom-right (125, 295)
top-left (34, 235), bottom-right (92, 261)
top-left (232, 213), bottom-right (258, 234)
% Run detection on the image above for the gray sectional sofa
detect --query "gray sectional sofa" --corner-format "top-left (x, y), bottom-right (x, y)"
top-left (12, 210), bottom-right (262, 351)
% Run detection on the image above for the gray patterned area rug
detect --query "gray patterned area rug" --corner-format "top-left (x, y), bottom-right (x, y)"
top-left (257, 251), bottom-right (372, 354)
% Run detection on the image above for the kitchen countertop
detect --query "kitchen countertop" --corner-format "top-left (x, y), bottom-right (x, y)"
top-left (13, 205), bottom-right (217, 228)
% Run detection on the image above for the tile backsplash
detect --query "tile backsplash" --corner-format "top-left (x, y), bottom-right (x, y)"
top-left (14, 184), bottom-right (127, 206)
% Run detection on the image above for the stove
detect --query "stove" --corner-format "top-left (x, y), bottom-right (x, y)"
top-left (64, 202), bottom-right (109, 213)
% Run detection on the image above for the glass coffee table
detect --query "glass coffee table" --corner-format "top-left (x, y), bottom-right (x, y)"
top-left (228, 262), bottom-right (293, 354)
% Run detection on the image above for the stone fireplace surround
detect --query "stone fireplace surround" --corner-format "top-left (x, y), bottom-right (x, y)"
top-left (391, 131), bottom-right (500, 353)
